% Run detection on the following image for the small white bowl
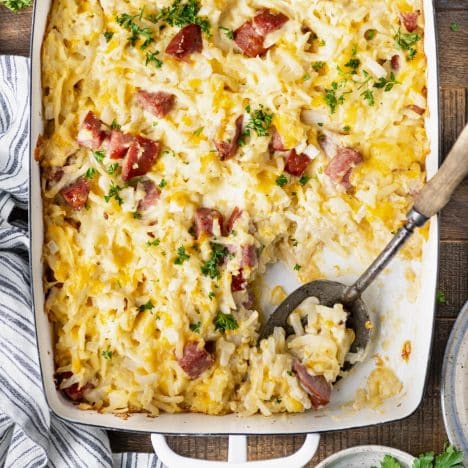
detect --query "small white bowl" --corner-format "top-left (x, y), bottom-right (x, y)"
top-left (316, 445), bottom-right (415, 468)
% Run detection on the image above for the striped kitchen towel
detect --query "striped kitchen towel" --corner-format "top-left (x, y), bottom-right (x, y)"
top-left (0, 56), bottom-right (162, 468)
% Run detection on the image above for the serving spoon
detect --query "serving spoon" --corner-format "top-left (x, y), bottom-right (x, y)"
top-left (260, 124), bottom-right (468, 360)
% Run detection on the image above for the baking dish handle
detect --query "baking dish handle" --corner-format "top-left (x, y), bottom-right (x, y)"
top-left (151, 433), bottom-right (320, 467)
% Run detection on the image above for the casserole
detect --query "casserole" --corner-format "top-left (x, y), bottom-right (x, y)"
top-left (29, 0), bottom-right (439, 462)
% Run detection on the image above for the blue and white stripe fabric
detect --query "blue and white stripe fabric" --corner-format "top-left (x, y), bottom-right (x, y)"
top-left (0, 55), bottom-right (161, 468)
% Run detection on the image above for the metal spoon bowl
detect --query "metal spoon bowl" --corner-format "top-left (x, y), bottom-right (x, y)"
top-left (259, 124), bottom-right (468, 371)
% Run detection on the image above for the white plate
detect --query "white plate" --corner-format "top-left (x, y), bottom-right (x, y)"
top-left (441, 301), bottom-right (468, 457)
top-left (316, 445), bottom-right (415, 468)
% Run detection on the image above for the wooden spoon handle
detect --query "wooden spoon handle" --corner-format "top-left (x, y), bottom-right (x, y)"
top-left (414, 124), bottom-right (468, 218)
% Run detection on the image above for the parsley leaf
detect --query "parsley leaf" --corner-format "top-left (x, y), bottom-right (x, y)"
top-left (450, 22), bottom-right (460, 32)
top-left (193, 127), bottom-right (204, 136)
top-left (413, 452), bottom-right (435, 468)
top-left (436, 290), bottom-right (447, 304)
top-left (133, 211), bottom-right (142, 219)
top-left (365, 29), bottom-right (376, 40)
top-left (312, 61), bottom-right (325, 72)
top-left (104, 182), bottom-right (123, 205)
top-left (158, 179), bottom-right (167, 188)
top-left (146, 238), bottom-right (161, 247)
top-left (139, 300), bottom-right (154, 312)
top-left (85, 168), bottom-right (97, 179)
top-left (93, 150), bottom-right (105, 163)
top-left (239, 105), bottom-right (273, 144)
top-left (174, 246), bottom-right (190, 265)
top-left (380, 455), bottom-right (402, 468)
top-left (102, 349), bottom-right (113, 359)
top-left (299, 175), bottom-right (310, 186)
top-left (276, 174), bottom-right (288, 187)
top-left (107, 163), bottom-right (120, 175)
top-left (362, 89), bottom-right (375, 106)
top-left (201, 243), bottom-right (228, 279)
top-left (374, 72), bottom-right (400, 91)
top-left (395, 28), bottom-right (420, 60)
top-left (208, 291), bottom-right (216, 300)
top-left (293, 264), bottom-right (301, 271)
top-left (219, 26), bottom-right (234, 39)
top-left (214, 311), bottom-right (239, 332)
top-left (0, 0), bottom-right (31, 12)
top-left (145, 50), bottom-right (163, 67)
top-left (345, 58), bottom-right (360, 73)
top-left (116, 10), bottom-right (154, 49)
top-left (148, 0), bottom-right (211, 35)
top-left (103, 31), bottom-right (114, 42)
top-left (190, 321), bottom-right (201, 333)
top-left (324, 83), bottom-right (347, 114)
top-left (110, 119), bottom-right (121, 130)
top-left (434, 445), bottom-right (463, 468)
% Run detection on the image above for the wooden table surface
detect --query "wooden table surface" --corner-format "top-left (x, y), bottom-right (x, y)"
top-left (1, 2), bottom-right (467, 465)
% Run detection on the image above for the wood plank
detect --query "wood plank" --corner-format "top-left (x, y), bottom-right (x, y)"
top-left (439, 88), bottom-right (467, 241)
top-left (437, 241), bottom-right (468, 319)
top-left (435, 0), bottom-right (468, 10)
top-left (109, 318), bottom-right (456, 465)
top-left (436, 11), bottom-right (468, 88)
top-left (0, 7), bottom-right (31, 57)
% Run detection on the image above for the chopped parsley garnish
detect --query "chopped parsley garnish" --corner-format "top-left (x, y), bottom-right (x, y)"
top-left (324, 82), bottom-right (347, 114)
top-left (110, 119), bottom-right (121, 130)
top-left (85, 168), bottom-right (97, 179)
top-left (436, 290), bottom-right (447, 304)
top-left (344, 58), bottom-right (360, 73)
top-left (343, 125), bottom-right (351, 132)
top-left (312, 61), bottom-right (325, 72)
top-left (102, 349), bottom-right (113, 359)
top-left (293, 264), bottom-right (301, 271)
top-left (190, 321), bottom-right (201, 333)
top-left (201, 243), bottom-right (228, 279)
top-left (116, 10), bottom-right (154, 49)
top-left (107, 163), bottom-right (120, 175)
top-left (219, 26), bottom-right (234, 39)
top-left (103, 31), bottom-right (114, 42)
top-left (450, 22), bottom-right (460, 32)
top-left (93, 150), bottom-right (105, 163)
top-left (145, 50), bottom-right (163, 67)
top-left (275, 174), bottom-right (288, 187)
top-left (239, 105), bottom-right (273, 145)
top-left (230, 230), bottom-right (237, 237)
top-left (139, 300), bottom-right (154, 312)
top-left (208, 291), bottom-right (216, 300)
top-left (1, 0), bottom-right (31, 12)
top-left (373, 72), bottom-right (399, 91)
top-left (158, 179), bottom-right (167, 188)
top-left (104, 183), bottom-right (123, 205)
top-left (174, 246), bottom-right (190, 265)
top-left (361, 89), bottom-right (375, 106)
top-left (193, 127), bottom-right (204, 136)
top-left (287, 370), bottom-right (293, 376)
top-left (299, 175), bottom-right (310, 186)
top-left (318, 39), bottom-right (326, 46)
top-left (148, 0), bottom-right (211, 35)
top-left (302, 73), bottom-right (311, 81)
top-left (133, 211), bottom-right (142, 219)
top-left (394, 28), bottom-right (420, 60)
top-left (146, 238), bottom-right (161, 247)
top-left (365, 29), bottom-right (376, 40)
top-left (214, 312), bottom-right (239, 332)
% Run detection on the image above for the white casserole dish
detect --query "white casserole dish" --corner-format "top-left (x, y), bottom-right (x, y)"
top-left (29, 0), bottom-right (440, 464)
